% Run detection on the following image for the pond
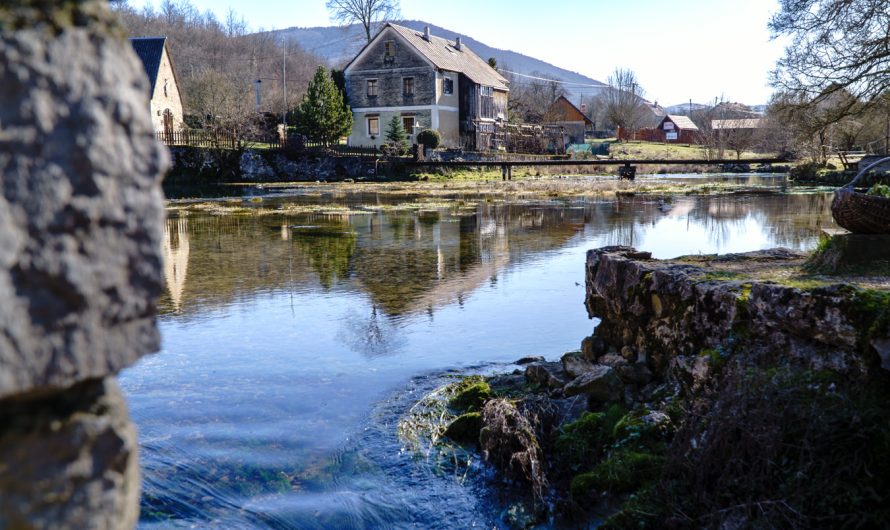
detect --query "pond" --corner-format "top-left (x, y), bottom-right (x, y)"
top-left (121, 178), bottom-right (835, 528)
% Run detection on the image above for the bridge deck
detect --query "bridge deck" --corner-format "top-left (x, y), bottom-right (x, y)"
top-left (407, 158), bottom-right (786, 168)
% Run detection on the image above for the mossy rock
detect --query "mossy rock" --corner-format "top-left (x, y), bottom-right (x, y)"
top-left (611, 409), bottom-right (671, 452)
top-left (554, 404), bottom-right (627, 470)
top-left (448, 377), bottom-right (493, 412)
top-left (443, 412), bottom-right (482, 445)
top-left (570, 450), bottom-right (663, 499)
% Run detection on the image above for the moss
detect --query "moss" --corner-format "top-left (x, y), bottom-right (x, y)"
top-left (850, 289), bottom-right (890, 354)
top-left (570, 451), bottom-right (664, 498)
top-left (447, 376), bottom-right (493, 412)
top-left (443, 412), bottom-right (482, 445)
top-left (555, 405), bottom-right (628, 471)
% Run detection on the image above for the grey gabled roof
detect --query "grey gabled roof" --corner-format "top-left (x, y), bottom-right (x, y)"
top-left (129, 36), bottom-right (167, 94)
top-left (711, 118), bottom-right (764, 130)
top-left (385, 24), bottom-right (509, 91)
top-left (664, 114), bottom-right (699, 131)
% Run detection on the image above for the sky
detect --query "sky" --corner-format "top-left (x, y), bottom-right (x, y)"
top-left (126, 0), bottom-right (787, 106)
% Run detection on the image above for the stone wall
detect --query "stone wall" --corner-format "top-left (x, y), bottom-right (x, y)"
top-left (584, 246), bottom-right (889, 382)
top-left (0, 1), bottom-right (167, 527)
top-left (167, 146), bottom-right (380, 182)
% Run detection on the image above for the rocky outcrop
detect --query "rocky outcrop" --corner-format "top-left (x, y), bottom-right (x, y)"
top-left (584, 246), bottom-right (887, 379)
top-left (0, 1), bottom-right (167, 527)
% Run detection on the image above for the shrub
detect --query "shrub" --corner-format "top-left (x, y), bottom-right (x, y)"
top-left (416, 129), bottom-right (441, 149)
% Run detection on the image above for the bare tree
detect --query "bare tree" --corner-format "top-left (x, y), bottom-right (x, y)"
top-left (770, 0), bottom-right (890, 114)
top-left (504, 69), bottom-right (566, 124)
top-left (604, 68), bottom-right (647, 140)
top-left (326, 0), bottom-right (400, 43)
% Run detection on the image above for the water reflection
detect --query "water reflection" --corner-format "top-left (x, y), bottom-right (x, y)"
top-left (161, 217), bottom-right (189, 313)
top-left (137, 191), bottom-right (836, 529)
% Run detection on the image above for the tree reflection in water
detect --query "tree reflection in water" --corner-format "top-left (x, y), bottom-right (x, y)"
top-left (337, 304), bottom-right (406, 358)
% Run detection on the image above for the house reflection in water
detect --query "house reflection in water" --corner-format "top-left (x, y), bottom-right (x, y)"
top-left (162, 217), bottom-right (189, 313)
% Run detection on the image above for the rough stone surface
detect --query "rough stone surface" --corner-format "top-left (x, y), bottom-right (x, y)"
top-left (0, 3), bottom-right (168, 527)
top-left (169, 146), bottom-right (376, 182)
top-left (0, 18), bottom-right (168, 398)
top-left (585, 246), bottom-right (883, 378)
top-left (563, 364), bottom-right (622, 401)
top-left (524, 361), bottom-right (568, 389)
top-left (0, 378), bottom-right (140, 530)
top-left (560, 352), bottom-right (598, 378)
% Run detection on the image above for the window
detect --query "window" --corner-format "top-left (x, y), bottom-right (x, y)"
top-left (403, 77), bottom-right (414, 97)
top-left (443, 77), bottom-right (453, 95)
top-left (480, 86), bottom-right (495, 119)
top-left (367, 116), bottom-right (379, 136)
top-left (367, 79), bottom-right (378, 97)
top-left (384, 41), bottom-right (395, 58)
top-left (402, 116), bottom-right (415, 136)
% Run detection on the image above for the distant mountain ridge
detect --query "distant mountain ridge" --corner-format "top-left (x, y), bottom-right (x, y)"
top-left (269, 20), bottom-right (607, 99)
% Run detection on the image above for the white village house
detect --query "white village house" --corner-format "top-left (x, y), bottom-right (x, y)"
top-left (343, 23), bottom-right (509, 150)
top-left (129, 36), bottom-right (184, 136)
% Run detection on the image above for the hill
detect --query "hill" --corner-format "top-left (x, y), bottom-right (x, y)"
top-left (269, 20), bottom-right (607, 100)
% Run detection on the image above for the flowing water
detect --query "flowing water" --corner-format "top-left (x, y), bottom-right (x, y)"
top-left (121, 176), bottom-right (836, 529)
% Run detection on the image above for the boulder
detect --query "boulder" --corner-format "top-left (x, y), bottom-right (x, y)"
top-left (525, 361), bottom-right (568, 389)
top-left (561, 352), bottom-right (598, 378)
top-left (563, 365), bottom-right (623, 402)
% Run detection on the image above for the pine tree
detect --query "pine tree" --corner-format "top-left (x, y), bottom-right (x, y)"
top-left (293, 66), bottom-right (353, 146)
top-left (384, 115), bottom-right (408, 155)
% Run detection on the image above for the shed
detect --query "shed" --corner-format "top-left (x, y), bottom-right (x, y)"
top-left (657, 114), bottom-right (699, 143)
top-left (545, 96), bottom-right (594, 144)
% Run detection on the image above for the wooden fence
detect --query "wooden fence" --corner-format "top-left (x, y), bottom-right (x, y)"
top-left (156, 130), bottom-right (386, 157)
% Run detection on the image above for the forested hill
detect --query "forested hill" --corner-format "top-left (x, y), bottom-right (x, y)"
top-left (270, 20), bottom-right (607, 96)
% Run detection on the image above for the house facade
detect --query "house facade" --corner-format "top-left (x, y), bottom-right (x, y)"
top-left (344, 24), bottom-right (508, 150)
top-left (130, 36), bottom-right (184, 136)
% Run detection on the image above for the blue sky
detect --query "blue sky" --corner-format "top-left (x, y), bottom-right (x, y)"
top-left (128, 0), bottom-right (785, 106)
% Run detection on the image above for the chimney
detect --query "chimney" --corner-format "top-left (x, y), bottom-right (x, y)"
top-left (455, 36), bottom-right (462, 50)
top-left (424, 26), bottom-right (431, 41)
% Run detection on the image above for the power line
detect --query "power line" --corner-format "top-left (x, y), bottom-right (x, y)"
top-left (498, 69), bottom-right (609, 88)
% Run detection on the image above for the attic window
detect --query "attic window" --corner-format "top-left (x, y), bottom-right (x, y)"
top-left (443, 78), bottom-right (453, 95)
top-left (384, 41), bottom-right (395, 58)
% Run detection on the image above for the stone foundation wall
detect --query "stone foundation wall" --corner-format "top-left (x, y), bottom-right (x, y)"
top-left (167, 147), bottom-right (380, 182)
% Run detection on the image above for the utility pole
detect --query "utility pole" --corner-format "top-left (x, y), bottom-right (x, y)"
top-left (254, 79), bottom-right (262, 112)
top-left (282, 37), bottom-right (288, 132)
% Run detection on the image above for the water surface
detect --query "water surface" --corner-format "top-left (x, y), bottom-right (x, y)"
top-left (122, 182), bottom-right (835, 528)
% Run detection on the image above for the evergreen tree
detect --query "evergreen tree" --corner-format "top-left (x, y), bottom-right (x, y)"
top-left (384, 115), bottom-right (408, 155)
top-left (293, 66), bottom-right (353, 146)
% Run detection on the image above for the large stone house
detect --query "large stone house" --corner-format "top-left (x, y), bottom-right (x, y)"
top-left (129, 36), bottom-right (184, 136)
top-left (344, 24), bottom-right (508, 150)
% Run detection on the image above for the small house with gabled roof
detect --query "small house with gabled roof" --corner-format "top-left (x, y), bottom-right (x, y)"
top-left (656, 114), bottom-right (699, 143)
top-left (343, 23), bottom-right (509, 150)
top-left (545, 96), bottom-right (594, 144)
top-left (129, 36), bottom-right (184, 137)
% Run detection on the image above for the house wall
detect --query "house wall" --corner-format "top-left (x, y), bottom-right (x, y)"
top-left (149, 47), bottom-right (183, 133)
top-left (349, 109), bottom-right (434, 148)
